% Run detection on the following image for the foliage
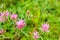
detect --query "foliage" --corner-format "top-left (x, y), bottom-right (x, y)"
top-left (0, 0), bottom-right (60, 40)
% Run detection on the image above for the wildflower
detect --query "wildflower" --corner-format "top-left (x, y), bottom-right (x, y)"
top-left (0, 29), bottom-right (4, 34)
top-left (26, 10), bottom-right (30, 18)
top-left (0, 12), bottom-right (4, 17)
top-left (16, 19), bottom-right (26, 29)
top-left (5, 10), bottom-right (9, 16)
top-left (26, 10), bottom-right (30, 15)
top-left (0, 17), bottom-right (5, 22)
top-left (33, 30), bottom-right (39, 39)
top-left (0, 12), bottom-right (4, 22)
top-left (41, 23), bottom-right (50, 32)
top-left (11, 13), bottom-right (17, 19)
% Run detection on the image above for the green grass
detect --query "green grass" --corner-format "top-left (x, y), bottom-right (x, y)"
top-left (0, 0), bottom-right (60, 40)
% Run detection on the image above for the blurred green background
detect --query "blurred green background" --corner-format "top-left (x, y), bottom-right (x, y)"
top-left (0, 0), bottom-right (60, 40)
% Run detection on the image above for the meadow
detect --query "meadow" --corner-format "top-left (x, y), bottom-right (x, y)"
top-left (0, 0), bottom-right (60, 40)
